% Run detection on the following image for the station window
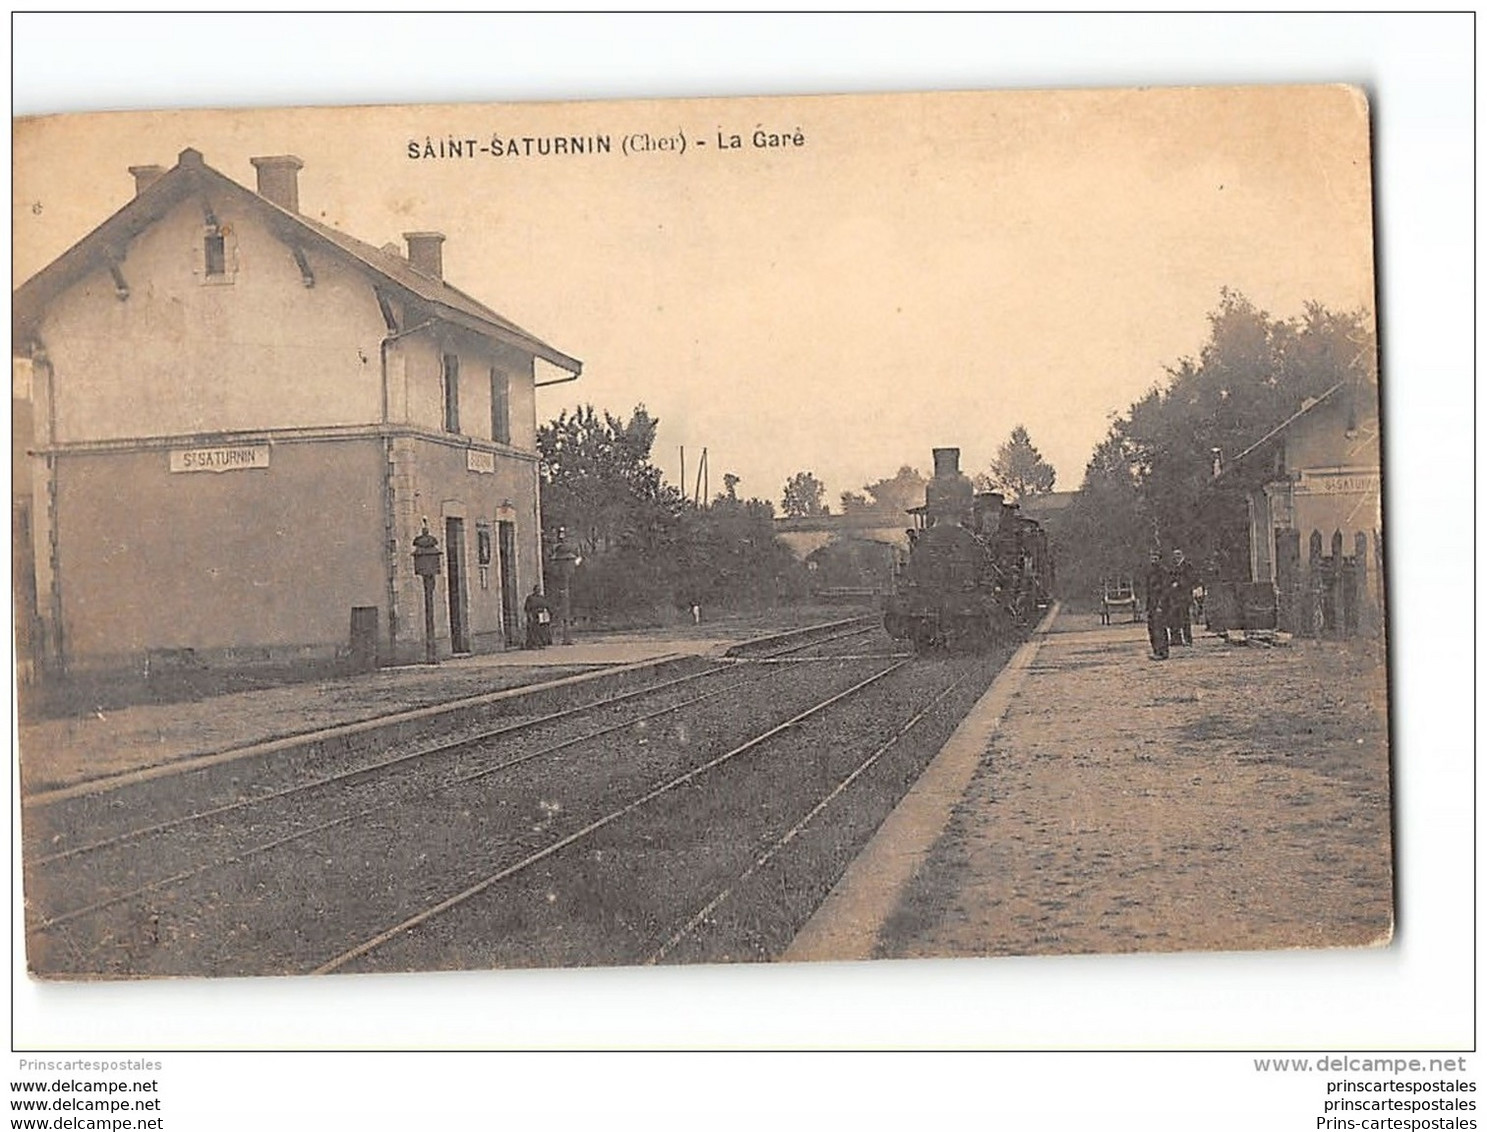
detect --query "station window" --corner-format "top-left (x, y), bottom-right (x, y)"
top-left (442, 354), bottom-right (461, 433)
top-left (491, 367), bottom-right (510, 445)
top-left (201, 225), bottom-right (235, 282)
top-left (204, 230), bottom-right (227, 276)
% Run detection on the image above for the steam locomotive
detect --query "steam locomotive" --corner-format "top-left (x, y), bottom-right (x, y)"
top-left (883, 448), bottom-right (1054, 652)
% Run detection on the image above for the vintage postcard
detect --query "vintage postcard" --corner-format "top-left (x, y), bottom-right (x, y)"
top-left (13, 86), bottom-right (1388, 980)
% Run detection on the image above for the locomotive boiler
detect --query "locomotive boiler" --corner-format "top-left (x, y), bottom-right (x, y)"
top-left (883, 448), bottom-right (1053, 652)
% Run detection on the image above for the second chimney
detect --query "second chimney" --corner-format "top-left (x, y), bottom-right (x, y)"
top-left (128, 165), bottom-right (166, 198)
top-left (403, 231), bottom-right (445, 279)
top-left (250, 154), bottom-right (304, 213)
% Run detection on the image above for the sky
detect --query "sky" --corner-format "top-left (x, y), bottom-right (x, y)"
top-left (13, 80), bottom-right (1375, 511)
top-left (8, 9), bottom-right (1476, 1064)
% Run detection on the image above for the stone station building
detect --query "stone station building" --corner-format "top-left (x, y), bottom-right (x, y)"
top-left (13, 148), bottom-right (581, 676)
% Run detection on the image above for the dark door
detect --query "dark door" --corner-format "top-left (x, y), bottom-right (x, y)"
top-left (1274, 528), bottom-right (1300, 635)
top-left (445, 517), bottom-right (470, 654)
top-left (497, 521), bottom-right (519, 646)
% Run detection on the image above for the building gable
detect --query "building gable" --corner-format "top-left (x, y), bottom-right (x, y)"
top-left (15, 149), bottom-right (581, 374)
top-left (27, 186), bottom-right (391, 442)
top-left (14, 148), bottom-right (575, 675)
top-left (15, 149), bottom-right (581, 447)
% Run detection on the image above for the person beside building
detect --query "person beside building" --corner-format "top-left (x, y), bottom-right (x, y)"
top-left (12, 148), bottom-right (583, 674)
top-left (524, 585), bottom-right (553, 649)
top-left (1143, 550), bottom-right (1170, 660)
top-left (1167, 548), bottom-right (1199, 646)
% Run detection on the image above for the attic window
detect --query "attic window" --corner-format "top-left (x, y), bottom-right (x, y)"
top-left (204, 229), bottom-right (227, 276)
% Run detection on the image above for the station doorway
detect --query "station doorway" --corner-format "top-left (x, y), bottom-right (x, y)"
top-left (497, 520), bottom-right (519, 646)
top-left (445, 517), bottom-right (470, 654)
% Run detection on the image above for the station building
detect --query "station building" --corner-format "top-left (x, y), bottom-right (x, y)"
top-left (13, 148), bottom-right (581, 676)
top-left (1217, 373), bottom-right (1383, 636)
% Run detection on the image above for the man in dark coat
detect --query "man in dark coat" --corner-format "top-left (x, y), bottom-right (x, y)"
top-left (524, 585), bottom-right (553, 649)
top-left (1168, 548), bottom-right (1199, 646)
top-left (1143, 550), bottom-right (1169, 660)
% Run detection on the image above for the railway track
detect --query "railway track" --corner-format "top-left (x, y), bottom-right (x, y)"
top-left (24, 616), bottom-right (1017, 978)
top-left (329, 646), bottom-right (1008, 974)
top-left (26, 621), bottom-right (930, 975)
top-left (645, 659), bottom-right (985, 965)
top-left (26, 637), bottom-right (870, 929)
top-left (22, 620), bottom-right (881, 861)
top-left (311, 659), bottom-right (912, 975)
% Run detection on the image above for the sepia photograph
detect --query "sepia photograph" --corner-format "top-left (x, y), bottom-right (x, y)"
top-left (9, 13), bottom-right (1480, 1128)
top-left (13, 82), bottom-right (1392, 984)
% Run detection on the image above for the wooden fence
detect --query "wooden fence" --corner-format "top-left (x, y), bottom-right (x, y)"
top-left (1205, 528), bottom-right (1382, 638)
top-left (1275, 528), bottom-right (1382, 638)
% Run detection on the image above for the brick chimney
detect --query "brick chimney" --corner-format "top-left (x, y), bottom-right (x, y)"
top-left (128, 165), bottom-right (166, 198)
top-left (250, 155), bottom-right (304, 213)
top-left (403, 232), bottom-right (445, 279)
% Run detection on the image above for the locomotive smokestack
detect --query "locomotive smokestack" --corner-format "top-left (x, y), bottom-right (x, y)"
top-left (932, 448), bottom-right (961, 479)
top-left (925, 446), bottom-right (973, 526)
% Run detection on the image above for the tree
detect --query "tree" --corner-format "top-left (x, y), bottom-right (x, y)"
top-left (864, 466), bottom-right (928, 513)
top-left (537, 404), bottom-right (685, 615)
top-left (1118, 290), bottom-right (1373, 555)
top-left (1054, 290), bottom-right (1377, 606)
top-left (979, 425), bottom-right (1056, 501)
top-left (536, 421), bottom-right (811, 621)
top-left (839, 466), bottom-right (928, 516)
top-left (1049, 431), bottom-right (1149, 605)
top-left (537, 404), bottom-right (680, 557)
top-left (684, 482), bottom-right (809, 606)
top-left (781, 471), bottom-right (830, 517)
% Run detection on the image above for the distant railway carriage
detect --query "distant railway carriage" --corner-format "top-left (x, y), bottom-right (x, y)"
top-left (883, 448), bottom-right (1053, 652)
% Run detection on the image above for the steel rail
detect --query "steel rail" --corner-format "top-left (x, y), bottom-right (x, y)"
top-left (310, 659), bottom-right (908, 975)
top-left (28, 678), bottom-right (752, 933)
top-left (26, 663), bottom-right (731, 869)
top-left (29, 623), bottom-right (877, 869)
top-left (28, 629), bottom-right (882, 934)
top-left (741, 653), bottom-right (911, 664)
top-left (646, 660), bottom-right (985, 964)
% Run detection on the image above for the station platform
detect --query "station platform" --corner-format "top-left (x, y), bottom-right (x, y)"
top-left (787, 606), bottom-right (1394, 961)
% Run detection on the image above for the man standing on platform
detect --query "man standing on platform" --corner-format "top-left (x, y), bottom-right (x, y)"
top-left (1144, 550), bottom-right (1170, 660)
top-left (524, 584), bottom-right (553, 649)
top-left (1168, 548), bottom-right (1199, 646)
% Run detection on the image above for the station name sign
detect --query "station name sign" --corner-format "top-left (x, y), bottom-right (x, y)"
top-left (169, 445), bottom-right (270, 473)
top-left (1297, 469), bottom-right (1379, 496)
